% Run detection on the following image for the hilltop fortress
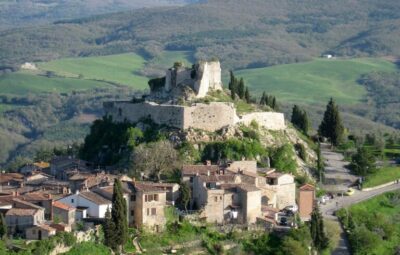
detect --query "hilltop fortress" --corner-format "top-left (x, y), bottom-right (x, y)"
top-left (104, 60), bottom-right (285, 132)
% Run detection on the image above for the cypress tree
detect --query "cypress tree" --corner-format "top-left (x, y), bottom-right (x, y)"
top-left (238, 78), bottom-right (245, 99)
top-left (111, 179), bottom-right (128, 252)
top-left (245, 87), bottom-right (250, 103)
top-left (0, 213), bottom-right (7, 239)
top-left (316, 142), bottom-right (324, 182)
top-left (260, 92), bottom-right (266, 105)
top-left (271, 96), bottom-right (277, 110)
top-left (228, 70), bottom-right (234, 92)
top-left (310, 205), bottom-right (329, 251)
top-left (103, 207), bottom-right (116, 249)
top-left (318, 98), bottom-right (344, 146)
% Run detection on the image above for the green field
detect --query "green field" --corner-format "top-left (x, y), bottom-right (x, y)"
top-left (151, 50), bottom-right (194, 68)
top-left (363, 166), bottom-right (400, 188)
top-left (37, 53), bottom-right (149, 89)
top-left (236, 58), bottom-right (397, 105)
top-left (0, 73), bottom-right (110, 95)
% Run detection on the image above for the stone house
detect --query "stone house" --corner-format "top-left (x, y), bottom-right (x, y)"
top-left (298, 184), bottom-right (315, 221)
top-left (50, 156), bottom-right (92, 180)
top-left (19, 193), bottom-right (53, 220)
top-left (52, 200), bottom-right (76, 225)
top-left (128, 182), bottom-right (168, 232)
top-left (57, 191), bottom-right (112, 218)
top-left (26, 224), bottom-right (56, 240)
top-left (192, 174), bottom-right (261, 224)
top-left (5, 207), bottom-right (45, 235)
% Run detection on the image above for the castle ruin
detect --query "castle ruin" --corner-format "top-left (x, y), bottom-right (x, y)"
top-left (104, 60), bottom-right (286, 132)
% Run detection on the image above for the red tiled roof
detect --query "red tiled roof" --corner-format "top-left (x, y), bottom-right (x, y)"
top-left (0, 173), bottom-right (24, 183)
top-left (53, 200), bottom-right (75, 211)
top-left (182, 165), bottom-right (220, 176)
top-left (300, 184), bottom-right (315, 191)
top-left (133, 182), bottom-right (167, 193)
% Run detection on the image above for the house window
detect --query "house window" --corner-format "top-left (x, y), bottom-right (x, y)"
top-left (130, 210), bottom-right (134, 216)
top-left (130, 195), bottom-right (136, 201)
top-left (151, 208), bottom-right (156, 216)
top-left (214, 196), bottom-right (218, 202)
top-left (154, 194), bottom-right (159, 201)
top-left (71, 199), bottom-right (74, 203)
top-left (190, 177), bottom-right (194, 183)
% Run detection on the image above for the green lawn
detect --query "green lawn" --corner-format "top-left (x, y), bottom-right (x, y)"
top-left (337, 190), bottom-right (400, 255)
top-left (0, 73), bottom-right (110, 95)
top-left (363, 166), bottom-right (400, 188)
top-left (235, 58), bottom-right (397, 105)
top-left (37, 53), bottom-right (149, 89)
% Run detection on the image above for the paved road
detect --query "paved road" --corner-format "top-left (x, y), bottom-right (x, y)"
top-left (320, 143), bottom-right (358, 192)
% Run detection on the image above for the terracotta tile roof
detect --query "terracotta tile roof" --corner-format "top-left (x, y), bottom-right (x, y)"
top-left (182, 165), bottom-right (220, 176)
top-left (300, 184), bottom-right (315, 191)
top-left (6, 208), bottom-right (38, 216)
top-left (12, 198), bottom-right (44, 210)
top-left (20, 193), bottom-right (52, 201)
top-left (53, 200), bottom-right (75, 211)
top-left (133, 182), bottom-right (167, 193)
top-left (237, 184), bottom-right (260, 192)
top-left (79, 191), bottom-right (111, 205)
top-left (0, 173), bottom-right (24, 183)
top-left (199, 174), bottom-right (237, 183)
top-left (33, 224), bottom-right (56, 232)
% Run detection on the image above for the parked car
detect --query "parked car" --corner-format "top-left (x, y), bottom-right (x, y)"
top-left (283, 204), bottom-right (298, 213)
top-left (280, 217), bottom-right (288, 226)
top-left (345, 188), bottom-right (355, 196)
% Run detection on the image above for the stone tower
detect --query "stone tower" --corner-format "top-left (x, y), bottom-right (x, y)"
top-left (164, 60), bottom-right (223, 98)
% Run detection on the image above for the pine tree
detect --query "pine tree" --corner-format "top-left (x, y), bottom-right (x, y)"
top-left (291, 105), bottom-right (310, 135)
top-left (351, 146), bottom-right (376, 176)
top-left (271, 96), bottom-right (277, 110)
top-left (318, 98), bottom-right (344, 146)
top-left (0, 213), bottom-right (7, 239)
top-left (103, 207), bottom-right (116, 249)
top-left (238, 78), bottom-right (245, 99)
top-left (310, 205), bottom-right (329, 251)
top-left (245, 87), bottom-right (250, 103)
top-left (111, 179), bottom-right (128, 252)
top-left (228, 70), bottom-right (234, 92)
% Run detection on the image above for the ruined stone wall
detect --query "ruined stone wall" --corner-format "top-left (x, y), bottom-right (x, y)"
top-left (239, 112), bottom-right (286, 130)
top-left (194, 61), bottom-right (223, 98)
top-left (184, 102), bottom-right (236, 131)
top-left (104, 101), bottom-right (186, 129)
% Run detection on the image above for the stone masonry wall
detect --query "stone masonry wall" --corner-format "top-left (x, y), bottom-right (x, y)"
top-left (104, 101), bottom-right (286, 132)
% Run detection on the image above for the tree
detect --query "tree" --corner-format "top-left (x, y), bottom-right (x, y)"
top-left (316, 142), bottom-right (324, 182)
top-left (238, 78), bottom-right (245, 99)
top-left (291, 105), bottom-right (310, 135)
top-left (245, 87), bottom-right (250, 103)
top-left (0, 214), bottom-right (7, 239)
top-left (350, 146), bottom-right (376, 176)
top-left (179, 182), bottom-right (191, 212)
top-left (126, 127), bottom-right (143, 150)
top-left (318, 98), bottom-right (344, 146)
top-left (132, 140), bottom-right (180, 181)
top-left (103, 207), bottom-right (115, 249)
top-left (110, 179), bottom-right (128, 252)
top-left (260, 92), bottom-right (266, 105)
top-left (310, 205), bottom-right (329, 251)
top-left (270, 144), bottom-right (297, 174)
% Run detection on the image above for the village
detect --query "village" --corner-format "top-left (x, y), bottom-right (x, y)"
top-left (0, 156), bottom-right (315, 240)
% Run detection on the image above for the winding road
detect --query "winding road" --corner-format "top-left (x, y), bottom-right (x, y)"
top-left (318, 144), bottom-right (400, 255)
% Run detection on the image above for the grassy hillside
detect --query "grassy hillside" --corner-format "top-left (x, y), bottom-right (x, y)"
top-left (2, 0), bottom-right (400, 71)
top-left (38, 53), bottom-right (149, 89)
top-left (236, 58), bottom-right (397, 105)
top-left (0, 73), bottom-right (111, 95)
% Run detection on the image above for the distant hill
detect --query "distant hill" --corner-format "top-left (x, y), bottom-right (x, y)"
top-left (0, 0), bottom-right (197, 30)
top-left (1, 0), bottom-right (400, 71)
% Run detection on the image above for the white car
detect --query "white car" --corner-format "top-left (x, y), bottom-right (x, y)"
top-left (284, 204), bottom-right (298, 213)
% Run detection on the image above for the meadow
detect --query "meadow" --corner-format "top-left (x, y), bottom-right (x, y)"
top-left (236, 58), bottom-right (397, 105)
top-left (363, 166), bottom-right (400, 188)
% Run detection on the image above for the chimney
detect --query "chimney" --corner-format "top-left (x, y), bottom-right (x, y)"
top-left (205, 160), bottom-right (211, 166)
top-left (207, 170), bottom-right (210, 176)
